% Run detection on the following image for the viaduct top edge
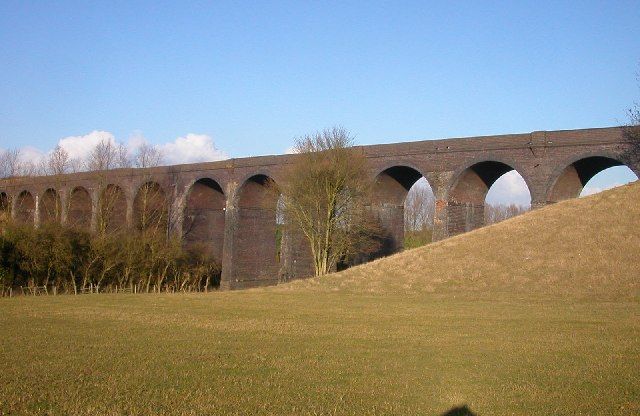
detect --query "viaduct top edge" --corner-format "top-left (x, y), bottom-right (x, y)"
top-left (0, 125), bottom-right (628, 186)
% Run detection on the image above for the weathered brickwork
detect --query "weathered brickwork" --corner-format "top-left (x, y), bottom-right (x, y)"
top-left (1, 127), bottom-right (638, 289)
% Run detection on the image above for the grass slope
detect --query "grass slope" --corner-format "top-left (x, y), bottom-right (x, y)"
top-left (1, 183), bottom-right (639, 415)
top-left (289, 181), bottom-right (640, 300)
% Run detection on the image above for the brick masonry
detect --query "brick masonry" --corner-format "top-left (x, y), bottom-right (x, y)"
top-left (1, 127), bottom-right (638, 289)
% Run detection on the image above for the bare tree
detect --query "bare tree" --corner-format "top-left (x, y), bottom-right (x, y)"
top-left (47, 145), bottom-right (70, 175)
top-left (19, 160), bottom-right (39, 177)
top-left (0, 148), bottom-right (23, 178)
top-left (134, 143), bottom-right (164, 168)
top-left (86, 140), bottom-right (117, 171)
top-left (115, 143), bottom-right (132, 168)
top-left (404, 179), bottom-right (435, 232)
top-left (69, 158), bottom-right (84, 173)
top-left (484, 203), bottom-right (529, 225)
top-left (622, 67), bottom-right (640, 166)
top-left (626, 86), bottom-right (640, 144)
top-left (279, 126), bottom-right (380, 277)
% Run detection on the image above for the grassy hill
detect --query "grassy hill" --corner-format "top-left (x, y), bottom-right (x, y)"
top-left (288, 181), bottom-right (640, 300)
top-left (0, 183), bottom-right (638, 415)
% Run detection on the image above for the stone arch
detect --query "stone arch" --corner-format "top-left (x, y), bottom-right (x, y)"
top-left (547, 155), bottom-right (637, 202)
top-left (98, 184), bottom-right (128, 233)
top-left (68, 186), bottom-right (93, 230)
top-left (371, 165), bottom-right (432, 256)
top-left (15, 190), bottom-right (35, 225)
top-left (40, 188), bottom-right (61, 224)
top-left (232, 174), bottom-right (281, 286)
top-left (447, 160), bottom-right (531, 235)
top-left (133, 181), bottom-right (167, 234)
top-left (183, 178), bottom-right (226, 262)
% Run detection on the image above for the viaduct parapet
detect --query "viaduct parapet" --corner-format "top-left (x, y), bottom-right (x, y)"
top-left (1, 126), bottom-right (638, 289)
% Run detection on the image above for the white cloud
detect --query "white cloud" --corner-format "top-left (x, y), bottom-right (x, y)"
top-left (284, 146), bottom-right (298, 154)
top-left (126, 130), bottom-right (148, 153)
top-left (485, 170), bottom-right (531, 207)
top-left (5, 130), bottom-right (229, 174)
top-left (158, 133), bottom-right (228, 165)
top-left (18, 146), bottom-right (47, 166)
top-left (58, 130), bottom-right (116, 161)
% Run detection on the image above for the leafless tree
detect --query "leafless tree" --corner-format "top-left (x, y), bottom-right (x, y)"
top-left (19, 160), bottom-right (39, 177)
top-left (624, 72), bottom-right (640, 160)
top-left (46, 145), bottom-right (70, 175)
top-left (134, 143), bottom-right (164, 168)
top-left (484, 203), bottom-right (529, 225)
top-left (0, 148), bottom-right (23, 178)
top-left (404, 179), bottom-right (435, 232)
top-left (278, 126), bottom-right (380, 276)
top-left (69, 158), bottom-right (84, 173)
top-left (85, 140), bottom-right (117, 171)
top-left (116, 143), bottom-right (131, 168)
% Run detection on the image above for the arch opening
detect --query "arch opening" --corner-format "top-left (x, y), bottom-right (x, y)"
top-left (484, 171), bottom-right (531, 224)
top-left (549, 156), bottom-right (637, 202)
top-left (371, 166), bottom-right (433, 257)
top-left (40, 188), bottom-right (61, 224)
top-left (233, 174), bottom-right (281, 286)
top-left (134, 182), bottom-right (167, 234)
top-left (579, 165), bottom-right (638, 197)
top-left (448, 161), bottom-right (531, 235)
top-left (183, 178), bottom-right (226, 265)
top-left (404, 178), bottom-right (436, 249)
top-left (68, 187), bottom-right (92, 230)
top-left (99, 184), bottom-right (128, 234)
top-left (15, 191), bottom-right (35, 225)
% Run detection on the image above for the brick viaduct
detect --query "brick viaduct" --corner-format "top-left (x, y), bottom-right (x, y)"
top-left (0, 126), bottom-right (638, 289)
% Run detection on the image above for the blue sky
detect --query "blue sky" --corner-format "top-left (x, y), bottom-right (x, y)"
top-left (1, 1), bottom-right (638, 203)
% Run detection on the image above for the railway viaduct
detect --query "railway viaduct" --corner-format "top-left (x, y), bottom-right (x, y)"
top-left (0, 126), bottom-right (638, 289)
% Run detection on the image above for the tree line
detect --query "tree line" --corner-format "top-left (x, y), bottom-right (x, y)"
top-left (0, 140), bottom-right (220, 296)
top-left (0, 223), bottom-right (220, 295)
top-left (0, 140), bottom-right (163, 179)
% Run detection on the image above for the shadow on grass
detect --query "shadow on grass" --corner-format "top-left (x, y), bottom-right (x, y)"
top-left (441, 405), bottom-right (477, 416)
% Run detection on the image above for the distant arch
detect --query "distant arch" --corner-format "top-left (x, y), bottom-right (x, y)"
top-left (133, 181), bottom-right (167, 234)
top-left (232, 174), bottom-right (280, 285)
top-left (40, 188), bottom-right (61, 224)
top-left (183, 178), bottom-right (226, 263)
top-left (371, 165), bottom-right (433, 256)
top-left (548, 155), bottom-right (637, 202)
top-left (99, 184), bottom-right (128, 233)
top-left (15, 190), bottom-right (35, 225)
top-left (68, 186), bottom-right (92, 230)
top-left (447, 161), bottom-right (531, 235)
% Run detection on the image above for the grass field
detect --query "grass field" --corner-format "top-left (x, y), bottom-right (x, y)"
top-left (1, 183), bottom-right (639, 415)
top-left (1, 292), bottom-right (638, 415)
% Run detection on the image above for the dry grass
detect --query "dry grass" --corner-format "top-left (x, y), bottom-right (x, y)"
top-left (288, 181), bottom-right (640, 300)
top-left (1, 183), bottom-right (639, 415)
